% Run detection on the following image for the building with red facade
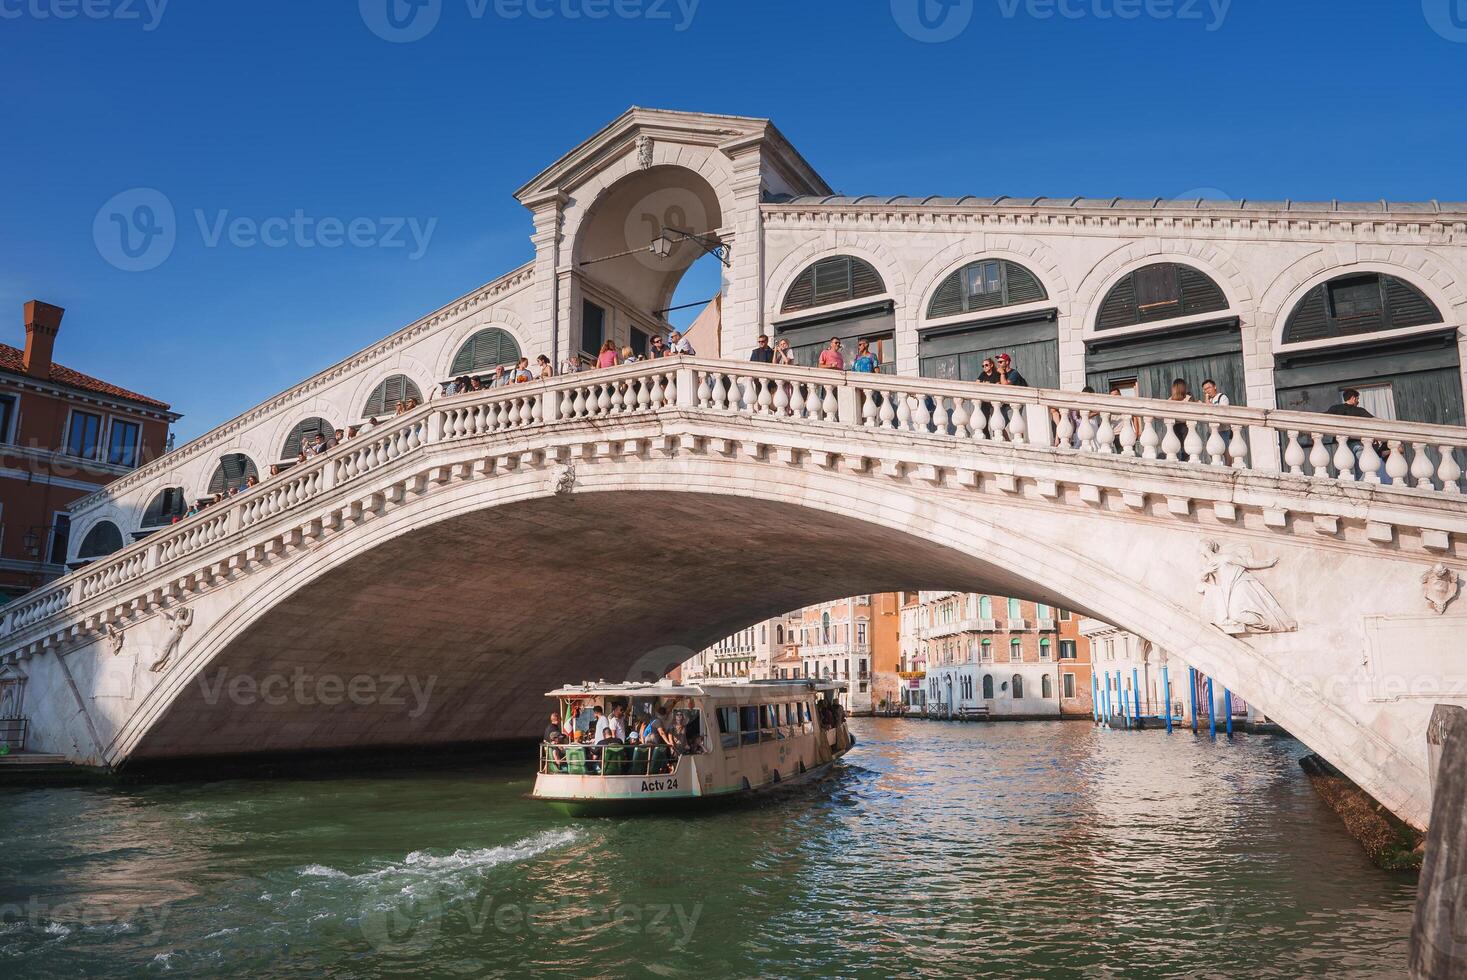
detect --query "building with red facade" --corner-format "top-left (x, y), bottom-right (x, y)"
top-left (0, 301), bottom-right (177, 604)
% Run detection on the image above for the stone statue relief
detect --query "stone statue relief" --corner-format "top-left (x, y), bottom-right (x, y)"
top-left (553, 462), bottom-right (577, 495)
top-left (1422, 563), bottom-right (1460, 615)
top-left (636, 134), bottom-right (654, 169)
top-left (105, 622), bottom-right (126, 656)
top-left (150, 607), bottom-right (194, 673)
top-left (1197, 540), bottom-right (1296, 635)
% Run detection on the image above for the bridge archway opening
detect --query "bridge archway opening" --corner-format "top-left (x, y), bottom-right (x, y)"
top-left (571, 165), bottom-right (725, 360)
top-left (128, 486), bottom-right (1239, 768)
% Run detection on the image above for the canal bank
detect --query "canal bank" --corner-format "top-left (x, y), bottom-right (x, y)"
top-left (0, 718), bottom-right (1415, 977)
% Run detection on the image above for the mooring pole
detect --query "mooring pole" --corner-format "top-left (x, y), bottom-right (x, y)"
top-left (1162, 665), bottom-right (1173, 734)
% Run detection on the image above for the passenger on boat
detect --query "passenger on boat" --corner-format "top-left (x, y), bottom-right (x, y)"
top-left (543, 712), bottom-right (565, 744)
top-left (597, 705), bottom-right (628, 743)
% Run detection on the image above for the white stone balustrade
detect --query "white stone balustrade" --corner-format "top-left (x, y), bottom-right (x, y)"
top-left (3, 355), bottom-right (1466, 646)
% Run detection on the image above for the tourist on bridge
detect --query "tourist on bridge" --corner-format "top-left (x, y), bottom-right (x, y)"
top-left (648, 334), bottom-right (670, 358)
top-left (668, 330), bottom-right (695, 355)
top-left (1169, 378), bottom-right (1196, 461)
top-left (749, 334), bottom-right (774, 363)
top-left (995, 353), bottom-right (1027, 386)
top-left (1325, 388), bottom-right (1389, 482)
top-left (818, 337), bottom-right (844, 370)
top-left (537, 354), bottom-right (553, 379)
top-left (1202, 378), bottom-right (1232, 449)
top-left (773, 337), bottom-right (795, 365)
top-left (851, 339), bottom-right (881, 373)
top-left (596, 340), bottom-right (619, 369)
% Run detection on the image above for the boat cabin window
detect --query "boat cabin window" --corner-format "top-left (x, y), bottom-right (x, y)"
top-left (717, 707), bottom-right (740, 749)
top-left (739, 706), bottom-right (761, 746)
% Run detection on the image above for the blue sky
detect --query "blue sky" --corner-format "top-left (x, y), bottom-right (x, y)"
top-left (3, 0), bottom-right (1465, 441)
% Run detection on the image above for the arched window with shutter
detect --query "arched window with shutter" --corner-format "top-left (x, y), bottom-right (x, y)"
top-left (1042, 674), bottom-right (1053, 699)
top-left (207, 453), bottom-right (258, 495)
top-left (1012, 674), bottom-right (1024, 699)
top-left (1273, 273), bottom-right (1461, 426)
top-left (141, 487), bottom-right (186, 528)
top-left (362, 375), bottom-right (423, 419)
top-left (1095, 262), bottom-right (1228, 330)
top-left (982, 674), bottom-right (994, 699)
top-left (780, 256), bottom-right (886, 314)
top-left (77, 521), bottom-right (123, 560)
top-left (1282, 273), bottom-right (1442, 345)
top-left (450, 328), bottom-right (521, 376)
top-left (927, 259), bottom-right (1047, 319)
top-left (279, 417), bottom-right (335, 461)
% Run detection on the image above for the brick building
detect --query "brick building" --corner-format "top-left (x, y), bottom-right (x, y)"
top-left (0, 302), bottom-right (177, 603)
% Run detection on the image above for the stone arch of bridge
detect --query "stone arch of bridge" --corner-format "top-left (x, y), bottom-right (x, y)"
top-left (104, 446), bottom-right (1429, 825)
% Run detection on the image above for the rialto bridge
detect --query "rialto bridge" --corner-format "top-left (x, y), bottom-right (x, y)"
top-left (4, 108), bottom-right (1467, 830)
top-left (3, 359), bottom-right (1467, 830)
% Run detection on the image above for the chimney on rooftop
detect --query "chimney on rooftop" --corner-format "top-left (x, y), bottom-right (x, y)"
top-left (23, 300), bottom-right (64, 379)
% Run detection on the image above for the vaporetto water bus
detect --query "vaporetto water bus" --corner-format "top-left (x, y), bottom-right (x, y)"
top-left (533, 678), bottom-right (853, 815)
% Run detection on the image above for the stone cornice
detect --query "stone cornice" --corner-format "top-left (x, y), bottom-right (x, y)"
top-left (759, 202), bottom-right (1467, 245)
top-left (68, 261), bottom-right (537, 517)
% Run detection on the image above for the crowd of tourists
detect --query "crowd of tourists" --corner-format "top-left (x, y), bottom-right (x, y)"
top-left (541, 700), bottom-right (705, 774)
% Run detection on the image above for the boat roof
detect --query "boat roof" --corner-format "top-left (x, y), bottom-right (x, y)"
top-left (545, 678), bottom-right (847, 698)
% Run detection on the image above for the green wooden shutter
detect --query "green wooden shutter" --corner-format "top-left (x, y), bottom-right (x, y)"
top-left (78, 521), bottom-right (123, 559)
top-left (782, 256), bottom-right (886, 313)
top-left (363, 375), bottom-right (423, 418)
top-left (1097, 274), bottom-right (1138, 329)
top-left (141, 487), bottom-right (186, 527)
top-left (208, 454), bottom-right (259, 494)
top-left (451, 329), bottom-right (521, 375)
top-left (1385, 276), bottom-right (1442, 329)
top-left (1178, 265), bottom-right (1228, 316)
top-left (927, 272), bottom-right (966, 319)
top-left (1284, 286), bottom-right (1330, 343)
top-left (280, 417), bottom-right (335, 460)
top-left (1003, 262), bottom-right (1046, 305)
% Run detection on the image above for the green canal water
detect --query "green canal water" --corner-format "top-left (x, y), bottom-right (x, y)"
top-left (1, 718), bottom-right (1416, 978)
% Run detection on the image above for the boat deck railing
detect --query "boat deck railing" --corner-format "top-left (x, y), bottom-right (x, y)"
top-left (538, 742), bottom-right (677, 777)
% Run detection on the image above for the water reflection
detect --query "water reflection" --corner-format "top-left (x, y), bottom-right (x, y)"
top-left (0, 719), bottom-right (1414, 977)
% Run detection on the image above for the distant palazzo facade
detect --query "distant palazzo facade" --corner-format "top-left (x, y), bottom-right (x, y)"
top-left (60, 107), bottom-right (1467, 571)
top-left (920, 591), bottom-right (1093, 719)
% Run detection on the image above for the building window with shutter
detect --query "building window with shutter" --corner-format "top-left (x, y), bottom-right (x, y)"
top-left (0, 394), bottom-right (16, 444)
top-left (66, 410), bottom-right (102, 459)
top-left (1328, 277), bottom-right (1384, 321)
top-left (106, 419), bottom-right (142, 468)
top-left (581, 302), bottom-right (606, 356)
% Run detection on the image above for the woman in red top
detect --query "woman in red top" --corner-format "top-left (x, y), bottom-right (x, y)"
top-left (596, 340), bottom-right (619, 369)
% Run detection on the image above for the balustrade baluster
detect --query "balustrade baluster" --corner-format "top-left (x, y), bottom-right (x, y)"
top-left (648, 373), bottom-right (665, 410)
top-left (1007, 403), bottom-right (1027, 444)
top-left (861, 388), bottom-right (878, 427)
top-left (1330, 434), bottom-right (1356, 481)
top-left (1283, 431), bottom-right (1306, 474)
top-left (1055, 412), bottom-right (1075, 450)
top-left (1438, 446), bottom-right (1463, 493)
top-left (710, 374), bottom-right (728, 410)
top-left (788, 382), bottom-right (804, 419)
top-left (1161, 418), bottom-right (1183, 461)
top-left (821, 384), bottom-right (838, 422)
top-left (1132, 417), bottom-right (1154, 459)
top-left (1385, 442), bottom-right (1410, 485)
top-left (1183, 421), bottom-right (1204, 463)
top-left (987, 404), bottom-right (1006, 442)
top-left (1077, 413), bottom-right (1098, 453)
top-left (879, 389), bottom-right (897, 429)
top-left (1359, 439), bottom-right (1383, 484)
top-left (758, 377), bottom-right (774, 414)
top-left (1411, 443), bottom-right (1436, 489)
top-left (1095, 413), bottom-right (1115, 454)
top-left (1308, 432), bottom-right (1331, 477)
top-left (609, 384), bottom-right (625, 415)
top-left (951, 397), bottom-right (970, 438)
